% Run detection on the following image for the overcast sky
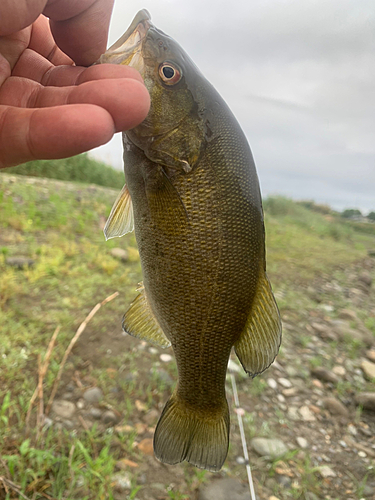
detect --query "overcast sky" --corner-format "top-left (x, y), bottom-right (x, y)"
top-left (90, 0), bottom-right (375, 213)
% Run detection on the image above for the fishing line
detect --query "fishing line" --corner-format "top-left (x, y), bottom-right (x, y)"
top-left (229, 370), bottom-right (257, 500)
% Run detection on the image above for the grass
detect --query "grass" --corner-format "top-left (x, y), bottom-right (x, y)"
top-left (0, 173), bottom-right (374, 499)
top-left (0, 154), bottom-right (124, 189)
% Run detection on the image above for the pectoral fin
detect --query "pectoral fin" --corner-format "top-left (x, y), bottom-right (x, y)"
top-left (104, 185), bottom-right (134, 240)
top-left (146, 168), bottom-right (188, 228)
top-left (122, 283), bottom-right (171, 348)
top-left (234, 270), bottom-right (282, 377)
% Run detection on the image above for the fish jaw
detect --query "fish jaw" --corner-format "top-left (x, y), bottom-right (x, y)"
top-left (98, 9), bottom-right (151, 75)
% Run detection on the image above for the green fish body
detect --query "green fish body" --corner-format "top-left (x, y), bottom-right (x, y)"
top-left (101, 10), bottom-right (281, 472)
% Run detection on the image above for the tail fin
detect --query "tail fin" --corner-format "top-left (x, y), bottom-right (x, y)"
top-left (153, 393), bottom-right (229, 472)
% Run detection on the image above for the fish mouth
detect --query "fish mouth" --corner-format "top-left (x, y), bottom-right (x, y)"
top-left (99, 9), bottom-right (151, 74)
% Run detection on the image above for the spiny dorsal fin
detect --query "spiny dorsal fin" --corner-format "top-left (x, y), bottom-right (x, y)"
top-left (234, 269), bottom-right (282, 377)
top-left (104, 184), bottom-right (134, 240)
top-left (122, 283), bottom-right (171, 348)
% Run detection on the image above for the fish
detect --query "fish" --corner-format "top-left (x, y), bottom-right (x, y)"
top-left (99, 9), bottom-right (281, 472)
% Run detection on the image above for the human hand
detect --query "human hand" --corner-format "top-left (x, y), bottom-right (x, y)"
top-left (0, 0), bottom-right (150, 169)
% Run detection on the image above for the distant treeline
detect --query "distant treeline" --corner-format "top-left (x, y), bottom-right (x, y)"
top-left (1, 154), bottom-right (124, 189)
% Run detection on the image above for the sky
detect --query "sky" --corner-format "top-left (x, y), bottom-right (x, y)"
top-left (90, 0), bottom-right (375, 213)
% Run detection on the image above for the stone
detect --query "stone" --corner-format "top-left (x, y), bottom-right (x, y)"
top-left (43, 417), bottom-right (53, 429)
top-left (275, 474), bottom-right (291, 488)
top-left (199, 478), bottom-right (251, 500)
top-left (160, 353), bottom-right (172, 363)
top-left (6, 257), bottom-right (35, 268)
top-left (269, 497), bottom-right (281, 500)
top-left (322, 397), bottom-right (349, 417)
top-left (338, 309), bottom-right (358, 321)
top-left (138, 438), bottom-right (154, 455)
top-left (102, 410), bottom-right (118, 425)
top-left (143, 408), bottom-right (159, 425)
top-left (319, 465), bottom-right (336, 478)
top-left (361, 360), bottom-right (375, 379)
top-left (267, 378), bottom-right (278, 389)
top-left (110, 248), bottom-right (128, 261)
top-left (89, 408), bottom-right (103, 420)
top-left (366, 349), bottom-right (375, 362)
top-left (310, 367), bottom-right (339, 384)
top-left (278, 377), bottom-right (292, 388)
top-left (83, 387), bottom-right (103, 403)
top-left (111, 472), bottom-right (132, 491)
top-left (283, 387), bottom-right (298, 397)
top-left (250, 437), bottom-right (288, 459)
top-left (355, 392), bottom-right (375, 411)
top-left (287, 406), bottom-right (299, 420)
top-left (299, 406), bottom-right (316, 421)
top-left (358, 271), bottom-right (372, 288)
top-left (332, 365), bottom-right (346, 377)
top-left (296, 437), bottom-right (308, 449)
top-left (52, 400), bottom-right (76, 419)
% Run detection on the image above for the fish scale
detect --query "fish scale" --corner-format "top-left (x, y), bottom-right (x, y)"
top-left (100, 9), bottom-right (281, 471)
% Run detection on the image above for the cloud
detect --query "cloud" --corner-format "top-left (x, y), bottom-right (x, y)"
top-left (90, 0), bottom-right (375, 211)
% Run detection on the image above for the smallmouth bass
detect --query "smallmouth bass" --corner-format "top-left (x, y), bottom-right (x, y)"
top-left (100, 10), bottom-right (281, 472)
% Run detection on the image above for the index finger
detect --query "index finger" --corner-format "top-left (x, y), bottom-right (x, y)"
top-left (44, 0), bottom-right (115, 66)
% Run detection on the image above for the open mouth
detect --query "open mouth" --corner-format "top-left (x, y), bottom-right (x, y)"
top-left (99, 9), bottom-right (151, 73)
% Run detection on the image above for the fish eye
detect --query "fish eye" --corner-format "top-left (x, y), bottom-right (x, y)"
top-left (159, 62), bottom-right (182, 85)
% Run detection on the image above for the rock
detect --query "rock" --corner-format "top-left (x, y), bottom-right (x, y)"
top-left (338, 309), bottom-right (358, 321)
top-left (347, 424), bottom-right (357, 436)
top-left (5, 257), bottom-right (35, 268)
top-left (269, 497), bottom-right (281, 500)
top-left (250, 438), bottom-right (288, 459)
top-left (138, 438), bottom-right (154, 455)
top-left (267, 378), bottom-right (278, 389)
top-left (83, 387), bottom-right (103, 403)
top-left (332, 365), bottom-right (346, 377)
top-left (275, 474), bottom-right (291, 488)
top-left (143, 408), bottom-right (159, 425)
top-left (199, 478), bottom-right (251, 500)
top-left (111, 472), bottom-right (132, 491)
top-left (52, 400), bottom-right (76, 419)
top-left (358, 271), bottom-right (372, 288)
top-left (43, 417), bottom-right (53, 429)
top-left (355, 392), bottom-right (375, 411)
top-left (287, 406), bottom-right (299, 420)
top-left (102, 410), bottom-right (118, 425)
top-left (322, 397), bottom-right (349, 417)
top-left (319, 465), bottom-right (336, 478)
top-left (366, 349), bottom-right (375, 362)
top-left (278, 378), bottom-right (292, 388)
top-left (310, 367), bottom-right (339, 384)
top-left (361, 359), bottom-right (375, 379)
top-left (110, 248), bottom-right (128, 261)
top-left (312, 379), bottom-right (324, 389)
top-left (160, 353), bottom-right (172, 363)
top-left (299, 406), bottom-right (316, 421)
top-left (283, 387), bottom-right (298, 396)
top-left (296, 437), bottom-right (308, 449)
top-left (89, 408), bottom-right (102, 420)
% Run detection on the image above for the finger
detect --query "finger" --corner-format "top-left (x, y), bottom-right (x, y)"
top-left (29, 15), bottom-right (73, 66)
top-left (12, 46), bottom-right (143, 87)
top-left (0, 0), bottom-right (48, 36)
top-left (0, 104), bottom-right (115, 169)
top-left (45, 0), bottom-right (114, 66)
top-left (0, 76), bottom-right (150, 132)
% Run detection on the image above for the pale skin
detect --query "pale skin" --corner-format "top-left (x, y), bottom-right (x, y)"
top-left (0, 0), bottom-right (150, 169)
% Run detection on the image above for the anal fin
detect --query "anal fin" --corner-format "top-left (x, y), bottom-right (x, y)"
top-left (104, 184), bottom-right (134, 240)
top-left (234, 269), bottom-right (282, 377)
top-left (122, 283), bottom-right (171, 348)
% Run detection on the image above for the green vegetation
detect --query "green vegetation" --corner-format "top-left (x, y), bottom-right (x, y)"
top-left (1, 154), bottom-right (124, 189)
top-left (0, 176), bottom-right (374, 499)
